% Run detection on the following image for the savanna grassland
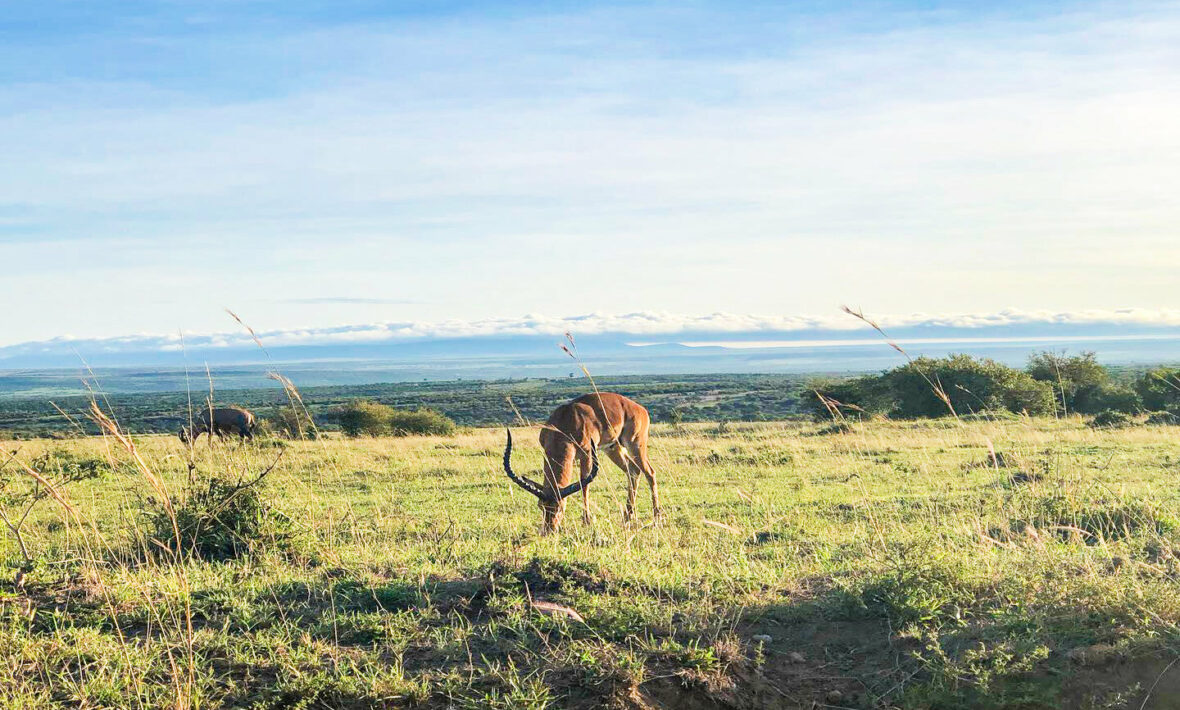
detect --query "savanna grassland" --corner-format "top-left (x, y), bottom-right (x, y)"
top-left (4, 417), bottom-right (1180, 709)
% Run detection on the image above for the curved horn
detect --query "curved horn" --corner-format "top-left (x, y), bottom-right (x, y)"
top-left (555, 441), bottom-right (599, 500)
top-left (503, 429), bottom-right (552, 501)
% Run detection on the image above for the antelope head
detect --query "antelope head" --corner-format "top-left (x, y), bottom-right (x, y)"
top-left (503, 429), bottom-right (598, 534)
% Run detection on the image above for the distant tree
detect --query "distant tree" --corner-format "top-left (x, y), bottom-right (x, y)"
top-left (1135, 367), bottom-right (1180, 412)
top-left (1026, 351), bottom-right (1140, 415)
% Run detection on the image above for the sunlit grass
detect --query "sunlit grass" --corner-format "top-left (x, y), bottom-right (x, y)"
top-left (3, 417), bottom-right (1180, 708)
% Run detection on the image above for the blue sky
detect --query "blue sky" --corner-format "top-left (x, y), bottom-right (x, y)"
top-left (2, 1), bottom-right (1178, 351)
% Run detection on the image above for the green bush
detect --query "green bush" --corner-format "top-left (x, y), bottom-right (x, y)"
top-left (337, 400), bottom-right (395, 437)
top-left (336, 400), bottom-right (456, 437)
top-left (1026, 352), bottom-right (1141, 415)
top-left (810, 355), bottom-right (1055, 419)
top-left (1073, 383), bottom-right (1140, 414)
top-left (890, 355), bottom-right (1055, 418)
top-left (267, 404), bottom-right (317, 439)
top-left (387, 407), bottom-right (456, 436)
top-left (1135, 367), bottom-right (1180, 412)
top-left (1088, 410), bottom-right (1136, 429)
top-left (145, 475), bottom-right (291, 561)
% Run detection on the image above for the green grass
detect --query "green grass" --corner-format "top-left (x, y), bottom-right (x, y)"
top-left (4, 417), bottom-right (1180, 708)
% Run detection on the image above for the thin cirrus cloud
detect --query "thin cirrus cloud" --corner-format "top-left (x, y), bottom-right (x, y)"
top-left (0, 2), bottom-right (1177, 347)
top-left (283, 297), bottom-right (423, 305)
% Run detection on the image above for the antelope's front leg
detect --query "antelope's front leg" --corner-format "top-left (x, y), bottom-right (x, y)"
top-left (578, 455), bottom-right (593, 525)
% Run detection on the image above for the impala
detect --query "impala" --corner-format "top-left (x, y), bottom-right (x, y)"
top-left (504, 392), bottom-right (661, 534)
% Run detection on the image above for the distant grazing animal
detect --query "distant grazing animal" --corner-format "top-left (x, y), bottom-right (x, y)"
top-left (503, 392), bottom-right (661, 534)
top-left (179, 407), bottom-right (256, 443)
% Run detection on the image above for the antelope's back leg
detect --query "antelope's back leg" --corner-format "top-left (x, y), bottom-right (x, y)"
top-left (606, 447), bottom-right (640, 523)
top-left (628, 440), bottom-right (661, 522)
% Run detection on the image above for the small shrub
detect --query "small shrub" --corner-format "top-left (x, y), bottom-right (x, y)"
top-left (1088, 410), bottom-right (1136, 429)
top-left (812, 421), bottom-right (855, 436)
top-left (267, 404), bottom-right (317, 439)
top-left (145, 475), bottom-right (291, 561)
top-left (335, 400), bottom-right (455, 437)
top-left (388, 407), bottom-right (456, 436)
top-left (337, 400), bottom-right (393, 437)
top-left (3, 449), bottom-right (110, 563)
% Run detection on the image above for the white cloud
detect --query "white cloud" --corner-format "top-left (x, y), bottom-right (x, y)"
top-left (4, 307), bottom-right (1180, 361)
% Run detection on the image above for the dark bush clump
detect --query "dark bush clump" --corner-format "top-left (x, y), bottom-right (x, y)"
top-left (336, 400), bottom-right (456, 437)
top-left (145, 475), bottom-right (291, 561)
top-left (1146, 411), bottom-right (1180, 426)
top-left (1135, 367), bottom-right (1180, 412)
top-left (1073, 383), bottom-right (1141, 415)
top-left (31, 449), bottom-right (120, 479)
top-left (812, 421), bottom-right (856, 436)
top-left (1088, 410), bottom-right (1136, 429)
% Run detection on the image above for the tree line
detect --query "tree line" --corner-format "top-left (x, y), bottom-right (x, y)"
top-left (807, 352), bottom-right (1180, 420)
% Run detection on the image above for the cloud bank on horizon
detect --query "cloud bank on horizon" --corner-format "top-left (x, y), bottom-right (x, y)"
top-left (1, 1), bottom-right (1178, 347)
top-left (4, 308), bottom-right (1180, 366)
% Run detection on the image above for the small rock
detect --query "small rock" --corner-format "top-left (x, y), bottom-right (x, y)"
top-left (751, 634), bottom-right (772, 644)
top-left (787, 651), bottom-right (805, 664)
top-left (826, 689), bottom-right (844, 704)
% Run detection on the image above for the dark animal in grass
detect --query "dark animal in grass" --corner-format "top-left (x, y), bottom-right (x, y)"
top-left (503, 392), bottom-right (661, 535)
top-left (179, 407), bottom-right (256, 443)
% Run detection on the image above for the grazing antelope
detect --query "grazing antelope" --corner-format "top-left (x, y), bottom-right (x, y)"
top-left (179, 406), bottom-right (256, 443)
top-left (503, 392), bottom-right (661, 534)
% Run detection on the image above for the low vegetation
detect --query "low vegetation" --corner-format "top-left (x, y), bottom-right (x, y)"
top-left (0, 374), bottom-right (809, 438)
